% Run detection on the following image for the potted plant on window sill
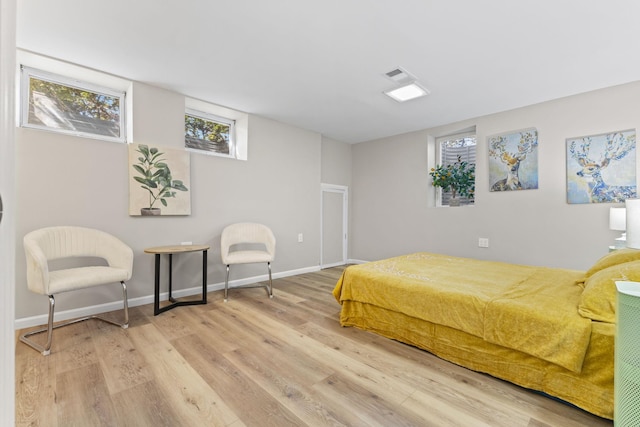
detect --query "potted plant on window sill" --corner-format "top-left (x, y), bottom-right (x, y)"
top-left (429, 156), bottom-right (475, 206)
top-left (132, 144), bottom-right (189, 216)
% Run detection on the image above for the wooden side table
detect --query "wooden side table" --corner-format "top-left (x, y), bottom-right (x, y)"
top-left (144, 244), bottom-right (209, 315)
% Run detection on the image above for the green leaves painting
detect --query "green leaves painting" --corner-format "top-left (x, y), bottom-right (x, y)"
top-left (131, 144), bottom-right (190, 215)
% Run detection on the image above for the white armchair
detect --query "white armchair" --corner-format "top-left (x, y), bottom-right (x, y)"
top-left (221, 222), bottom-right (275, 301)
top-left (21, 226), bottom-right (133, 355)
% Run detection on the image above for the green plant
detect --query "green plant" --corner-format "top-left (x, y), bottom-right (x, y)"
top-left (429, 155), bottom-right (475, 200)
top-left (132, 145), bottom-right (188, 209)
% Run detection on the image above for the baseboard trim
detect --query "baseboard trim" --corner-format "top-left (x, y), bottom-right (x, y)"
top-left (14, 264), bottom-right (322, 330)
top-left (347, 258), bottom-right (369, 265)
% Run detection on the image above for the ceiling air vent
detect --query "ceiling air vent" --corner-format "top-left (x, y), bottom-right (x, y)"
top-left (383, 66), bottom-right (428, 102)
top-left (384, 67), bottom-right (415, 85)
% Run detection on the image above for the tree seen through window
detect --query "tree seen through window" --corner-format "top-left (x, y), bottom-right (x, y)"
top-left (185, 112), bottom-right (233, 156)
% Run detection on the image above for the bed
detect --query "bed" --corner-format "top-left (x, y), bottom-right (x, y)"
top-left (332, 250), bottom-right (640, 420)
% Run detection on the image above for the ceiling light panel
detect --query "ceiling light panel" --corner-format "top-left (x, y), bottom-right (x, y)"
top-left (384, 82), bottom-right (430, 102)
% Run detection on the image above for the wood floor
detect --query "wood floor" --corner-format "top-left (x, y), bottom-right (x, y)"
top-left (15, 266), bottom-right (613, 427)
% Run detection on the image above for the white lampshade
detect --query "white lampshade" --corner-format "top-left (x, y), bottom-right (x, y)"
top-left (610, 207), bottom-right (627, 231)
top-left (625, 199), bottom-right (640, 249)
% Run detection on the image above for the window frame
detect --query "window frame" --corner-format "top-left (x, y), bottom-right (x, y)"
top-left (20, 66), bottom-right (127, 143)
top-left (184, 108), bottom-right (236, 159)
top-left (435, 132), bottom-right (477, 207)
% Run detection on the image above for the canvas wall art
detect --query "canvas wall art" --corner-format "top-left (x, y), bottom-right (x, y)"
top-left (488, 128), bottom-right (538, 191)
top-left (128, 143), bottom-right (191, 216)
top-left (566, 130), bottom-right (636, 204)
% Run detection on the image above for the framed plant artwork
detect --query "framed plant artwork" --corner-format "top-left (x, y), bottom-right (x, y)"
top-left (488, 128), bottom-right (538, 191)
top-left (128, 143), bottom-right (191, 216)
top-left (566, 130), bottom-right (636, 204)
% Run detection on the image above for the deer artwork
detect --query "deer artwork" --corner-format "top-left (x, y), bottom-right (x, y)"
top-left (489, 131), bottom-right (538, 191)
top-left (569, 132), bottom-right (636, 203)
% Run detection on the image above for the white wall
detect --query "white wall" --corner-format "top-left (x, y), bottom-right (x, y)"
top-left (351, 81), bottom-right (640, 270)
top-left (16, 80), bottom-right (323, 321)
top-left (321, 136), bottom-right (352, 259)
top-left (15, 53), bottom-right (639, 324)
top-left (321, 136), bottom-right (352, 186)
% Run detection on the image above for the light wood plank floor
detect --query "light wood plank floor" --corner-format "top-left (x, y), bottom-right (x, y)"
top-left (16, 266), bottom-right (613, 426)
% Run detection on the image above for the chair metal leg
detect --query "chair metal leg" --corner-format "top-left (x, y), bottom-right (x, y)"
top-left (19, 295), bottom-right (56, 355)
top-left (267, 262), bottom-right (273, 298)
top-left (224, 263), bottom-right (273, 301)
top-left (224, 264), bottom-right (230, 302)
top-left (19, 281), bottom-right (130, 356)
top-left (120, 281), bottom-right (129, 328)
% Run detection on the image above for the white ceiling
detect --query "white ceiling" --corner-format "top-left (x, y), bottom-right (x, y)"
top-left (16, 0), bottom-right (640, 144)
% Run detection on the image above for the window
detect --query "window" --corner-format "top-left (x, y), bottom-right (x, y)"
top-left (185, 109), bottom-right (236, 158)
top-left (436, 133), bottom-right (476, 206)
top-left (20, 66), bottom-right (126, 143)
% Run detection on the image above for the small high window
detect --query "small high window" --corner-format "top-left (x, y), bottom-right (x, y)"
top-left (435, 133), bottom-right (476, 206)
top-left (20, 66), bottom-right (126, 143)
top-left (185, 109), bottom-right (236, 158)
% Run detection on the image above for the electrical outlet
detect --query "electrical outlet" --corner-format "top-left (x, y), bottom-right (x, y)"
top-left (478, 238), bottom-right (489, 248)
top-left (181, 241), bottom-right (192, 245)
top-left (298, 233), bottom-right (304, 243)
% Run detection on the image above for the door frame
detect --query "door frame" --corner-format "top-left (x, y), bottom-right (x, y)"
top-left (320, 183), bottom-right (348, 269)
top-left (0, 0), bottom-right (16, 423)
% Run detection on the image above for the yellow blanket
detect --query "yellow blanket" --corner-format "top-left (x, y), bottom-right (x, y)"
top-left (333, 253), bottom-right (590, 373)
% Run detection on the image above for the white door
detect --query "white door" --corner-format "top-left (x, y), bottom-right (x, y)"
top-left (321, 184), bottom-right (348, 268)
top-left (0, 0), bottom-right (16, 423)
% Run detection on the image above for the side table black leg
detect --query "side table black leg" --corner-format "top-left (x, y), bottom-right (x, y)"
top-left (169, 253), bottom-right (175, 303)
top-left (202, 249), bottom-right (208, 303)
top-left (147, 245), bottom-right (209, 315)
top-left (154, 253), bottom-right (161, 315)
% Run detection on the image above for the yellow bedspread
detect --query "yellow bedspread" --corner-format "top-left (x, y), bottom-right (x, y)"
top-left (333, 252), bottom-right (590, 373)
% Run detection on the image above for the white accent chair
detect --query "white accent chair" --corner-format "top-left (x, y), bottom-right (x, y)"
top-left (220, 222), bottom-right (276, 301)
top-left (20, 226), bottom-right (133, 355)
